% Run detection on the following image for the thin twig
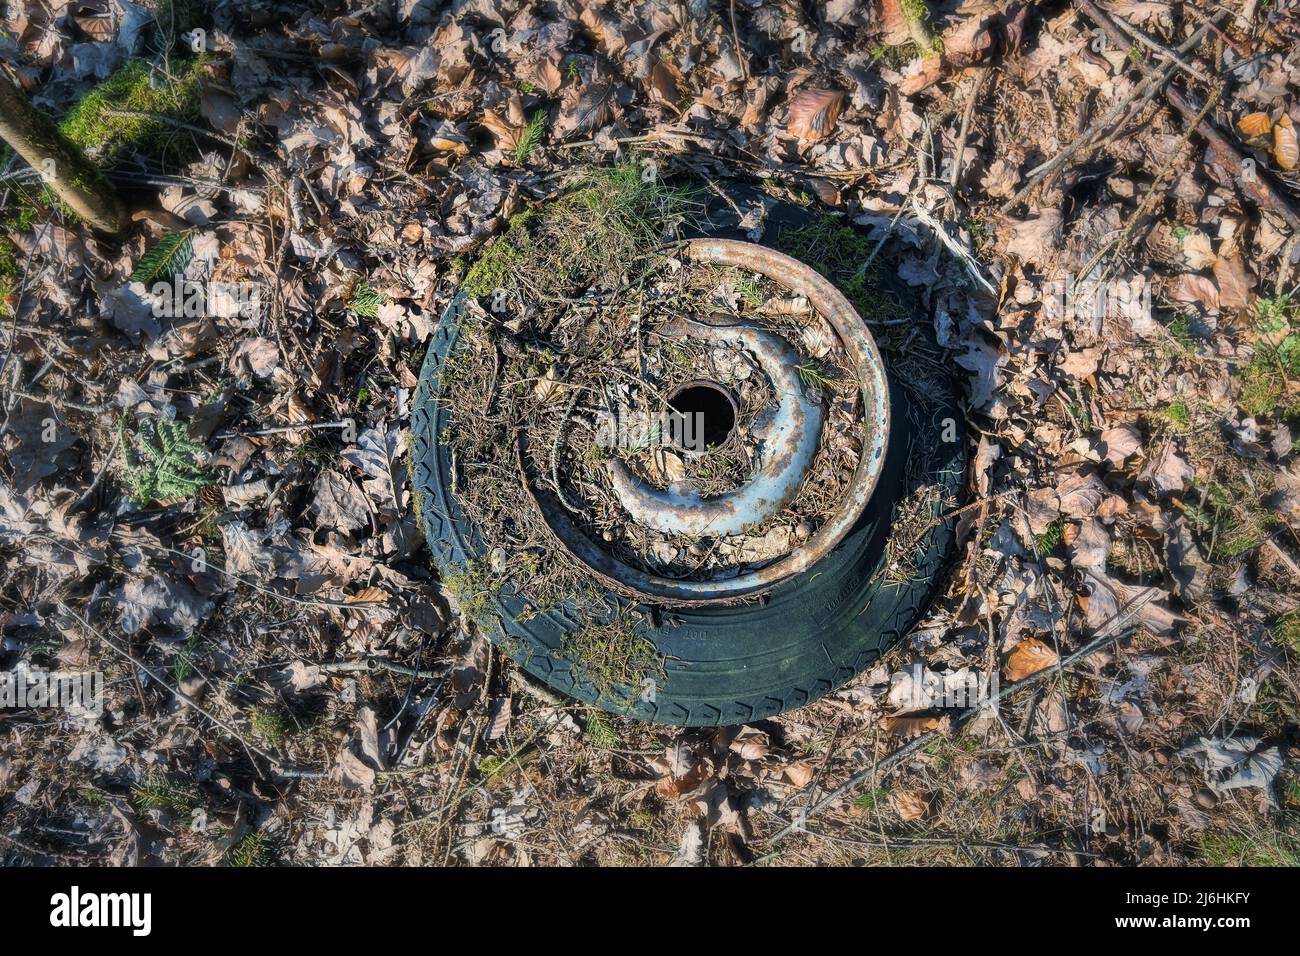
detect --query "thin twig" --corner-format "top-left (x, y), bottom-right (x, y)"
top-left (949, 69), bottom-right (990, 189)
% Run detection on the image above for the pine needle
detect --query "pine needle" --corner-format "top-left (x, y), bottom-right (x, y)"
top-left (347, 279), bottom-right (384, 318)
top-left (513, 110), bottom-right (546, 164)
top-left (131, 230), bottom-right (194, 284)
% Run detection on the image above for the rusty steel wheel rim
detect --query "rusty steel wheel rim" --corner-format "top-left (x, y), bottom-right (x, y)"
top-left (519, 238), bottom-right (892, 605)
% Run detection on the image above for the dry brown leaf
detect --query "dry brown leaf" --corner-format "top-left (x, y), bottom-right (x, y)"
top-left (728, 727), bottom-right (770, 761)
top-left (1003, 209), bottom-right (1062, 266)
top-left (884, 713), bottom-right (943, 737)
top-left (346, 587), bottom-right (388, 605)
top-left (531, 55), bottom-right (564, 96)
top-left (1059, 347), bottom-right (1100, 379)
top-left (201, 89), bottom-right (242, 135)
top-left (1003, 638), bottom-right (1059, 682)
top-left (891, 790), bottom-right (929, 822)
top-left (1095, 425), bottom-right (1142, 467)
top-left (1238, 111), bottom-right (1272, 138)
top-left (1274, 115), bottom-right (1298, 171)
top-left (648, 61), bottom-right (678, 106)
top-left (655, 759), bottom-right (711, 800)
top-left (1181, 231), bottom-right (1215, 269)
top-left (1168, 273), bottom-right (1219, 312)
top-left (784, 761), bottom-right (815, 788)
top-left (481, 107), bottom-right (523, 153)
top-left (1212, 255), bottom-right (1256, 312)
top-left (73, 3), bottom-right (116, 42)
top-left (786, 88), bottom-right (845, 143)
top-left (554, 82), bottom-right (615, 138)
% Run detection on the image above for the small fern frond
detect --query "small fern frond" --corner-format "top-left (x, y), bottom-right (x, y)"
top-left (131, 230), bottom-right (194, 284)
top-left (117, 416), bottom-right (213, 505)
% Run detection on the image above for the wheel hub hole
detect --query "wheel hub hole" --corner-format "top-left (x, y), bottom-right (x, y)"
top-left (668, 382), bottom-right (737, 452)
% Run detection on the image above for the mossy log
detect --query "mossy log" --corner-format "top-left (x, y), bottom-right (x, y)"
top-left (0, 73), bottom-right (125, 233)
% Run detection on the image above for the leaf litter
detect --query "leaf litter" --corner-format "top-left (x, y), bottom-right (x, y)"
top-left (0, 0), bottom-right (1298, 867)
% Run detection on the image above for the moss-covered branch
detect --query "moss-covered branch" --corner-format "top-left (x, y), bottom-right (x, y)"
top-left (0, 73), bottom-right (125, 233)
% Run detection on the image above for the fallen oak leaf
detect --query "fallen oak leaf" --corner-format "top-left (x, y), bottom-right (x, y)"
top-left (1212, 254), bottom-right (1256, 312)
top-left (481, 94), bottom-right (528, 153)
top-left (1002, 637), bottom-right (1059, 681)
top-left (783, 761), bottom-right (815, 788)
top-left (1237, 111), bottom-right (1272, 138)
top-left (1095, 425), bottom-right (1142, 467)
top-left (1274, 115), bottom-right (1298, 171)
top-left (786, 88), bottom-right (845, 144)
top-left (891, 790), bottom-right (929, 822)
top-left (1168, 273), bottom-right (1219, 312)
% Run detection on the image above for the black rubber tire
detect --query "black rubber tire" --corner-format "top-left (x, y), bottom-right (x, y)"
top-left (411, 193), bottom-right (966, 726)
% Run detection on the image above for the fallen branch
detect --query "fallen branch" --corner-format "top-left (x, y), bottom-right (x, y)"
top-left (1075, 0), bottom-right (1300, 229)
top-left (1093, 2), bottom-right (1213, 83)
top-left (319, 657), bottom-right (447, 680)
top-left (999, 11), bottom-right (1222, 213)
top-left (0, 72), bottom-right (124, 232)
top-left (1164, 85), bottom-right (1300, 230)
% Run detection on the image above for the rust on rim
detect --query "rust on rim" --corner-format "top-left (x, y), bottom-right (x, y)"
top-left (519, 238), bottom-right (892, 605)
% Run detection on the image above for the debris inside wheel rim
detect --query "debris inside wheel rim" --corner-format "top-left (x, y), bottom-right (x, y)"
top-left (425, 174), bottom-right (889, 611)
top-left (518, 238), bottom-right (890, 604)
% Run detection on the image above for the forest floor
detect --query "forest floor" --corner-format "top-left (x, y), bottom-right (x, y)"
top-left (1, 0), bottom-right (1299, 866)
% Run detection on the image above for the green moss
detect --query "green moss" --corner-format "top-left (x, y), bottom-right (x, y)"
top-left (60, 56), bottom-right (209, 164)
top-left (249, 706), bottom-right (290, 746)
top-left (559, 614), bottom-right (665, 707)
top-left (1167, 315), bottom-right (1195, 354)
top-left (0, 161), bottom-right (67, 232)
top-left (1276, 612), bottom-right (1300, 655)
top-left (439, 556), bottom-right (500, 624)
top-left (777, 217), bottom-right (909, 324)
top-left (868, 42), bottom-right (920, 69)
top-left (463, 210), bottom-right (536, 297)
top-left (1199, 826), bottom-right (1300, 867)
top-left (1161, 399), bottom-right (1191, 432)
top-left (900, 0), bottom-right (927, 22)
top-left (1240, 351), bottom-right (1290, 418)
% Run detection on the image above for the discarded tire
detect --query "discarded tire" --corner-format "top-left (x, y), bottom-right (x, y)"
top-left (411, 178), bottom-right (965, 726)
